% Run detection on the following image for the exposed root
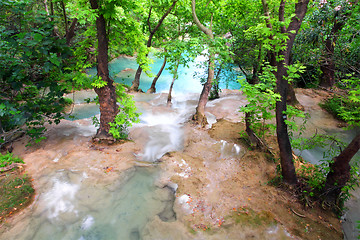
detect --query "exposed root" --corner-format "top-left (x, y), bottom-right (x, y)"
top-left (291, 208), bottom-right (306, 218)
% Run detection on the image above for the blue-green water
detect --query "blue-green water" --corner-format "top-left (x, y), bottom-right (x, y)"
top-left (88, 54), bottom-right (242, 93)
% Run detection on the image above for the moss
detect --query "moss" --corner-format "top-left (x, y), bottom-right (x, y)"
top-left (227, 207), bottom-right (276, 227)
top-left (0, 174), bottom-right (35, 222)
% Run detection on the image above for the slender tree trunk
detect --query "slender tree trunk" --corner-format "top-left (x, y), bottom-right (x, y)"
top-left (262, 0), bottom-right (309, 184)
top-left (61, 0), bottom-right (68, 33)
top-left (193, 53), bottom-right (215, 126)
top-left (275, 59), bottom-right (298, 185)
top-left (210, 67), bottom-right (221, 99)
top-left (148, 55), bottom-right (167, 93)
top-left (43, 0), bottom-right (50, 16)
top-left (61, 0), bottom-right (77, 45)
top-left (167, 61), bottom-right (179, 107)
top-left (89, 0), bottom-right (118, 139)
top-left (191, 0), bottom-right (215, 126)
top-left (130, 1), bottom-right (177, 92)
top-left (66, 19), bottom-right (78, 45)
top-left (131, 67), bottom-right (143, 91)
top-left (320, 30), bottom-right (338, 88)
top-left (324, 133), bottom-right (360, 203)
top-left (250, 45), bottom-right (263, 84)
top-left (319, 0), bottom-right (359, 88)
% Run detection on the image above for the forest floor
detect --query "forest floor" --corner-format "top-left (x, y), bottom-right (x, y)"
top-left (0, 88), bottom-right (345, 239)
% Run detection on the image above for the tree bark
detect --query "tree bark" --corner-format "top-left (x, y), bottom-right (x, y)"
top-left (191, 0), bottom-right (215, 126)
top-left (210, 67), bottom-right (221, 99)
top-left (275, 60), bottom-right (298, 185)
top-left (319, 22), bottom-right (343, 88)
top-left (89, 0), bottom-right (118, 139)
top-left (262, 0), bottom-right (309, 184)
top-left (193, 53), bottom-right (215, 126)
top-left (324, 133), bottom-right (360, 203)
top-left (275, 0), bottom-right (309, 185)
top-left (66, 19), bottom-right (78, 45)
top-left (130, 1), bottom-right (177, 92)
top-left (167, 61), bottom-right (179, 107)
top-left (148, 55), bottom-right (167, 93)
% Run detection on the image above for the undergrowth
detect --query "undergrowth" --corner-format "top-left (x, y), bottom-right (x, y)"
top-left (0, 153), bottom-right (35, 223)
top-left (0, 152), bottom-right (24, 168)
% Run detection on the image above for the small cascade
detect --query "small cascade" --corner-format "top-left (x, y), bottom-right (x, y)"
top-left (131, 93), bottom-right (198, 163)
top-left (0, 92), bottom-right (197, 240)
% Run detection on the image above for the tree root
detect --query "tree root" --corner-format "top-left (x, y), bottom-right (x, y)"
top-left (290, 208), bottom-right (306, 218)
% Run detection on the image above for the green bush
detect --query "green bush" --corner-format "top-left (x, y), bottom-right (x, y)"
top-left (320, 95), bottom-right (360, 123)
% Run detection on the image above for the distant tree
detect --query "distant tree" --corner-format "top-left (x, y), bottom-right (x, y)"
top-left (130, 0), bottom-right (178, 92)
top-left (292, 0), bottom-right (360, 88)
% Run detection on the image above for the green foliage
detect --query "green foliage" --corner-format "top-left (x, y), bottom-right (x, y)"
top-left (292, 0), bottom-right (360, 85)
top-left (0, 0), bottom-right (72, 144)
top-left (320, 76), bottom-right (360, 126)
top-left (320, 95), bottom-right (347, 120)
top-left (294, 135), bottom-right (344, 199)
top-left (91, 76), bottom-right (107, 88)
top-left (108, 84), bottom-right (140, 140)
top-left (239, 63), bottom-right (280, 138)
top-left (0, 152), bottom-right (24, 168)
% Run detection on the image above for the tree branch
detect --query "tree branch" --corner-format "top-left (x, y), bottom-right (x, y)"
top-left (151, 0), bottom-right (178, 35)
top-left (279, 0), bottom-right (286, 33)
top-left (191, 0), bottom-right (213, 38)
top-left (285, 0), bottom-right (310, 62)
top-left (147, 6), bottom-right (153, 33)
top-left (261, 0), bottom-right (273, 31)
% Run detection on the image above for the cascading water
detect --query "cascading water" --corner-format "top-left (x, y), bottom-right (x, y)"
top-left (0, 91), bottom-right (199, 240)
top-left (2, 56), bottom-right (359, 240)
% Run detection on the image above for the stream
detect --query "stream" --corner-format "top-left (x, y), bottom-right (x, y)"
top-left (1, 56), bottom-right (359, 239)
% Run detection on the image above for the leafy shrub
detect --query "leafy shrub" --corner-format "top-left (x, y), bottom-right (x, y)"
top-left (108, 84), bottom-right (140, 140)
top-left (320, 76), bottom-right (360, 125)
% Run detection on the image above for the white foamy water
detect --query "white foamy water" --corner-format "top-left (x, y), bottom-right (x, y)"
top-left (42, 178), bottom-right (80, 219)
top-left (132, 93), bottom-right (197, 162)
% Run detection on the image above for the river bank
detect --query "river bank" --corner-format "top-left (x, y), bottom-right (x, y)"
top-left (0, 89), bottom-right (348, 239)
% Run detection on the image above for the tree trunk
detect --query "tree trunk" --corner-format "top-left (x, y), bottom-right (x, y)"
top-left (167, 61), bottom-right (179, 107)
top-left (148, 55), bottom-right (167, 93)
top-left (320, 34), bottom-right (337, 88)
top-left (191, 0), bottom-right (215, 126)
top-left (131, 66), bottom-right (143, 92)
top-left (193, 53), bottom-right (215, 126)
top-left (324, 133), bottom-right (360, 203)
top-left (275, 60), bottom-right (298, 185)
top-left (66, 19), bottom-right (78, 45)
top-left (89, 0), bottom-right (118, 139)
top-left (210, 67), bottom-right (221, 99)
top-left (318, 0), bottom-right (359, 88)
top-left (130, 1), bottom-right (177, 92)
top-left (250, 45), bottom-right (263, 84)
top-left (262, 0), bottom-right (309, 185)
